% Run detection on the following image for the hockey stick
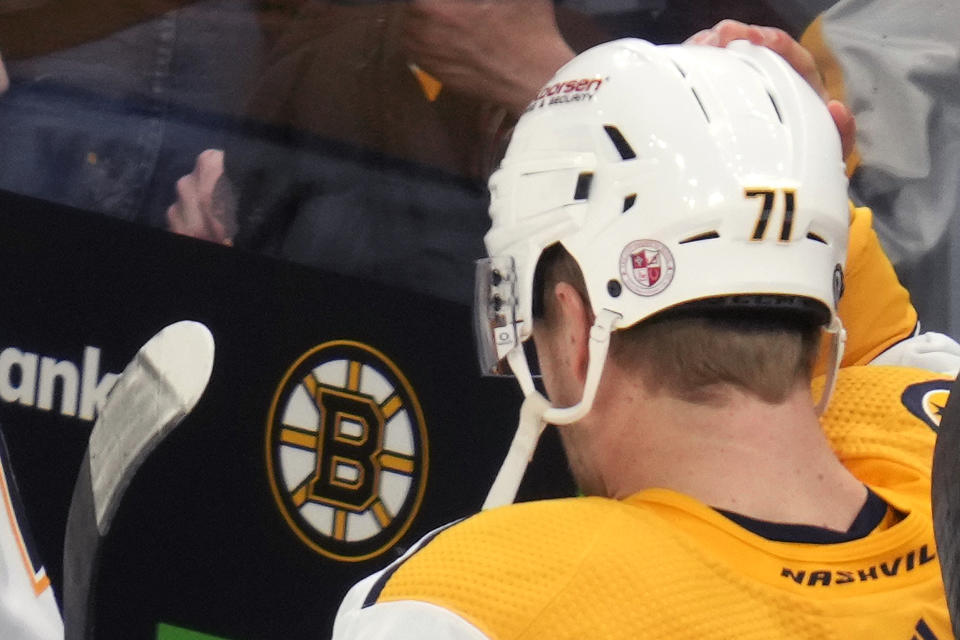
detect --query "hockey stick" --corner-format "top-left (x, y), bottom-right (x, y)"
top-left (932, 373), bottom-right (960, 638)
top-left (62, 321), bottom-right (215, 640)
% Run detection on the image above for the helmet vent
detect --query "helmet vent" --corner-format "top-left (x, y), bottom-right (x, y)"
top-left (690, 88), bottom-right (710, 123)
top-left (806, 232), bottom-right (828, 245)
top-left (679, 231), bottom-right (720, 244)
top-left (768, 92), bottom-right (784, 123)
top-left (622, 194), bottom-right (637, 212)
top-left (603, 125), bottom-right (637, 160)
top-left (574, 172), bottom-right (594, 200)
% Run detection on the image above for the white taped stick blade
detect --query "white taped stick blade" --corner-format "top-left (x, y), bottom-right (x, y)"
top-left (87, 320), bottom-right (215, 535)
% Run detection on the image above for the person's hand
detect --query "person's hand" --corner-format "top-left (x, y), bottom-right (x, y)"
top-left (687, 20), bottom-right (856, 161)
top-left (0, 53), bottom-right (9, 95)
top-left (166, 149), bottom-right (237, 245)
top-left (402, 0), bottom-right (575, 117)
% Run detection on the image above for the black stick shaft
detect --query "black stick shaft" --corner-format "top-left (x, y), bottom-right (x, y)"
top-left (932, 375), bottom-right (960, 638)
top-left (62, 454), bottom-right (100, 640)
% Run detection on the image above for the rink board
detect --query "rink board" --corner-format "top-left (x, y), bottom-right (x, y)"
top-left (0, 189), bottom-right (574, 639)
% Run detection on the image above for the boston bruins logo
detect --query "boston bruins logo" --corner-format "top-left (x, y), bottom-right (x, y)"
top-left (266, 341), bottom-right (428, 561)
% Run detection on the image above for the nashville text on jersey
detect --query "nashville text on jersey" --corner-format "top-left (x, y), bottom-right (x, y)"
top-left (781, 545), bottom-right (936, 587)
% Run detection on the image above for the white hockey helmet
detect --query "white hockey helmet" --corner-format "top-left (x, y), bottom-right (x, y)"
top-left (476, 39), bottom-right (850, 509)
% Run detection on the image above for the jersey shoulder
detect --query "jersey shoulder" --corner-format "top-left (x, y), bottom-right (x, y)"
top-left (377, 495), bottom-right (632, 597)
top-left (339, 487), bottom-right (951, 639)
top-left (817, 365), bottom-right (951, 499)
top-left (365, 497), bottom-right (668, 637)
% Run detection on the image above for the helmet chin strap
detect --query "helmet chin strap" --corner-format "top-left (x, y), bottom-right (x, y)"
top-left (482, 309), bottom-right (621, 510)
top-left (814, 315), bottom-right (847, 415)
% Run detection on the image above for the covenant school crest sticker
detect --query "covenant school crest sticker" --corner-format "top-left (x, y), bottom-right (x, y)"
top-left (266, 341), bottom-right (428, 561)
top-left (620, 239), bottom-right (675, 296)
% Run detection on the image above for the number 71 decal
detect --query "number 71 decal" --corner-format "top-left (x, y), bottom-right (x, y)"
top-left (745, 188), bottom-right (796, 242)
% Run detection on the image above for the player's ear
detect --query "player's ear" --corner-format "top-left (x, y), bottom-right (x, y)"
top-left (551, 281), bottom-right (593, 384)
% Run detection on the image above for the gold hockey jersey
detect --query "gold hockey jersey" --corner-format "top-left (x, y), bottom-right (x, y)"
top-left (333, 365), bottom-right (953, 639)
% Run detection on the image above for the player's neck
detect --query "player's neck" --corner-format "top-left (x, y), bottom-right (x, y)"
top-left (585, 382), bottom-right (867, 532)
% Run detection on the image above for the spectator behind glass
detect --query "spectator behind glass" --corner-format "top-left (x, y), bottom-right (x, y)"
top-left (162, 0), bottom-right (959, 334)
top-left (0, 0), bottom-right (262, 228)
top-left (178, 0), bottom-right (606, 304)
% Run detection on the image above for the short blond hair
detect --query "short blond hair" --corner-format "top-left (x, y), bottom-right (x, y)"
top-left (534, 245), bottom-right (821, 405)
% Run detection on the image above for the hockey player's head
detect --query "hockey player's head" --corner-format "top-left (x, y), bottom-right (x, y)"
top-left (534, 245), bottom-right (824, 406)
top-left (476, 39), bottom-right (850, 508)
